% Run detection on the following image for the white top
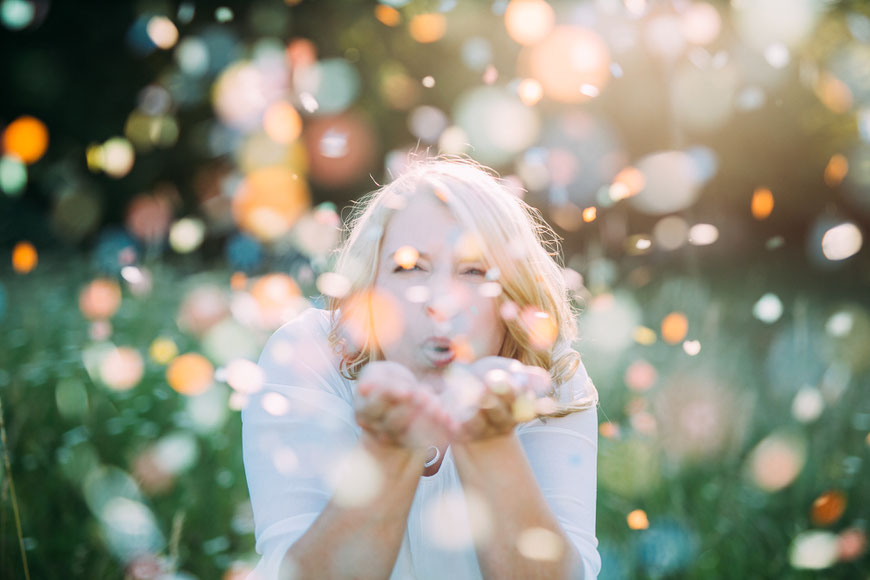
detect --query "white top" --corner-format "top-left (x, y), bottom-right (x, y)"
top-left (242, 308), bottom-right (601, 579)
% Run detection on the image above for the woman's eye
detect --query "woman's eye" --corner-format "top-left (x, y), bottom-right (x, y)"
top-left (394, 263), bottom-right (422, 273)
top-left (462, 267), bottom-right (486, 276)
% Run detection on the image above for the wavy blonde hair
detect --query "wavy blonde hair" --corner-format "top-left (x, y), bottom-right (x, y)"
top-left (327, 156), bottom-right (597, 416)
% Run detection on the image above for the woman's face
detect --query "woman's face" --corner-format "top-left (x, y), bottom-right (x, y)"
top-left (372, 192), bottom-right (506, 388)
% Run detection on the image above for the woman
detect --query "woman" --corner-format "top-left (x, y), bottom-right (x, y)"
top-left (242, 157), bottom-right (600, 579)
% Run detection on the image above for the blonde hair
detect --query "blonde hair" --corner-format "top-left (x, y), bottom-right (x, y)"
top-left (327, 155), bottom-right (597, 416)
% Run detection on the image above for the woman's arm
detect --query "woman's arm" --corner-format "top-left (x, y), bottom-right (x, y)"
top-left (280, 361), bottom-right (452, 579)
top-left (447, 357), bottom-right (597, 579)
top-left (452, 433), bottom-right (587, 580)
top-left (283, 434), bottom-right (427, 579)
top-left (244, 311), bottom-right (450, 580)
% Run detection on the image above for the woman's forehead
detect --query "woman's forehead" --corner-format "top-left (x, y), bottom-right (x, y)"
top-left (379, 194), bottom-right (483, 259)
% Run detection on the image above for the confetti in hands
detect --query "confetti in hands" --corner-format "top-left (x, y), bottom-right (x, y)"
top-left (354, 357), bottom-right (554, 450)
top-left (355, 361), bottom-right (454, 450)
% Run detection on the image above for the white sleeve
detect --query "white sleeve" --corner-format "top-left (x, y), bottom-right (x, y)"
top-left (241, 309), bottom-right (360, 579)
top-left (516, 361), bottom-right (601, 579)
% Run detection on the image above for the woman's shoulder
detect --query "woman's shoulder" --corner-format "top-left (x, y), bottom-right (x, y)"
top-left (257, 307), bottom-right (355, 402)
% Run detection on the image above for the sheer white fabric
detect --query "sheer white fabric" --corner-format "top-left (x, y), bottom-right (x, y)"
top-left (242, 308), bottom-right (600, 579)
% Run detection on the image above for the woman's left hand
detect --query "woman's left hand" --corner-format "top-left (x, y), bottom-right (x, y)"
top-left (449, 356), bottom-right (552, 443)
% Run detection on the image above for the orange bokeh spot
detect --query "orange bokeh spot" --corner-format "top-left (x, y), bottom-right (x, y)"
top-left (342, 289), bottom-right (404, 350)
top-left (375, 4), bottom-right (401, 27)
top-left (517, 78), bottom-right (544, 106)
top-left (824, 154), bottom-right (848, 187)
top-left (582, 207), bottom-right (597, 222)
top-left (409, 13), bottom-right (446, 44)
top-left (3, 116), bottom-right (49, 164)
top-left (599, 421), bottom-right (620, 438)
top-left (751, 187), bottom-right (774, 220)
top-left (286, 38), bottom-right (317, 69)
top-left (12, 241), bottom-right (37, 273)
top-left (393, 245), bottom-right (420, 270)
top-left (612, 166), bottom-right (645, 200)
top-left (627, 509), bottom-right (649, 530)
top-left (232, 166), bottom-right (310, 241)
top-left (230, 271), bottom-right (248, 291)
top-left (815, 72), bottom-right (852, 114)
top-left (250, 273), bottom-right (302, 329)
top-left (661, 312), bottom-right (688, 345)
top-left (520, 307), bottom-right (558, 350)
top-left (263, 101), bottom-right (302, 144)
top-left (166, 353), bottom-right (214, 395)
top-left (79, 278), bottom-right (123, 320)
top-left (505, 0), bottom-right (555, 46)
top-left (521, 26), bottom-right (610, 104)
top-left (811, 490), bottom-right (846, 526)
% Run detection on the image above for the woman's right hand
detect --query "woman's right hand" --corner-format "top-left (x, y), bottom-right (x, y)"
top-left (354, 361), bottom-right (452, 450)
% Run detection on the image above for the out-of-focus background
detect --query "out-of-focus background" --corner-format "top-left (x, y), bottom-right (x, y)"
top-left (1, 0), bottom-right (868, 578)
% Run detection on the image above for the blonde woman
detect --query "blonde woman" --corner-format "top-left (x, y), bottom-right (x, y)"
top-left (242, 157), bottom-right (600, 579)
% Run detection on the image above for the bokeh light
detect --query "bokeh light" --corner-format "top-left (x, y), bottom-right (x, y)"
top-left (304, 112), bottom-right (377, 188)
top-left (11, 240), bottom-right (37, 273)
top-left (821, 222), bottom-right (862, 261)
top-left (661, 312), bottom-right (688, 345)
top-left (232, 166), bottom-right (310, 240)
top-left (789, 530), bottom-right (839, 570)
top-left (522, 26), bottom-right (611, 104)
top-left (224, 358), bottom-right (265, 394)
top-left (342, 289), bottom-right (404, 350)
top-left (249, 273), bottom-right (303, 330)
top-left (454, 86), bottom-right (540, 167)
top-left (0, 155), bottom-right (27, 195)
top-left (627, 509), bottom-right (650, 530)
top-left (747, 431), bottom-right (807, 492)
top-left (630, 151), bottom-right (706, 215)
top-left (393, 245), bottom-right (419, 270)
top-left (146, 16), bottom-right (179, 49)
top-left (579, 293), bottom-right (642, 355)
top-left (516, 526), bottom-right (564, 561)
top-left (149, 337), bottom-right (178, 365)
top-left (2, 115), bottom-right (49, 163)
top-left (327, 448), bottom-right (383, 507)
top-left (423, 489), bottom-right (492, 549)
top-left (504, 0), bottom-right (555, 47)
top-left (408, 105), bottom-right (448, 143)
top-left (680, 2), bottom-right (722, 45)
top-left (51, 189), bottom-right (102, 242)
top-left (293, 58), bottom-right (361, 115)
top-left (688, 223), bottom-right (719, 245)
top-left (169, 217), bottom-right (206, 253)
top-left (753, 293), bottom-right (784, 324)
top-left (810, 490), bottom-right (846, 526)
top-left (409, 13), bottom-right (446, 44)
top-left (824, 153), bottom-right (848, 187)
top-left (733, 0), bottom-right (822, 52)
top-left (375, 5), bottom-right (401, 27)
top-left (751, 187), bottom-right (775, 220)
top-left (99, 347), bottom-right (145, 391)
top-left (79, 279), bottom-right (122, 320)
top-left (263, 101), bottom-right (303, 144)
top-left (167, 353), bottom-right (214, 396)
top-left (1, 0), bottom-right (38, 30)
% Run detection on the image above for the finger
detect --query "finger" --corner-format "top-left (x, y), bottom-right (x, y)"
top-left (483, 368), bottom-right (513, 395)
top-left (479, 397), bottom-right (514, 431)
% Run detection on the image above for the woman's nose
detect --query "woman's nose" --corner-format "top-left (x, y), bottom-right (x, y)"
top-left (424, 284), bottom-right (461, 322)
